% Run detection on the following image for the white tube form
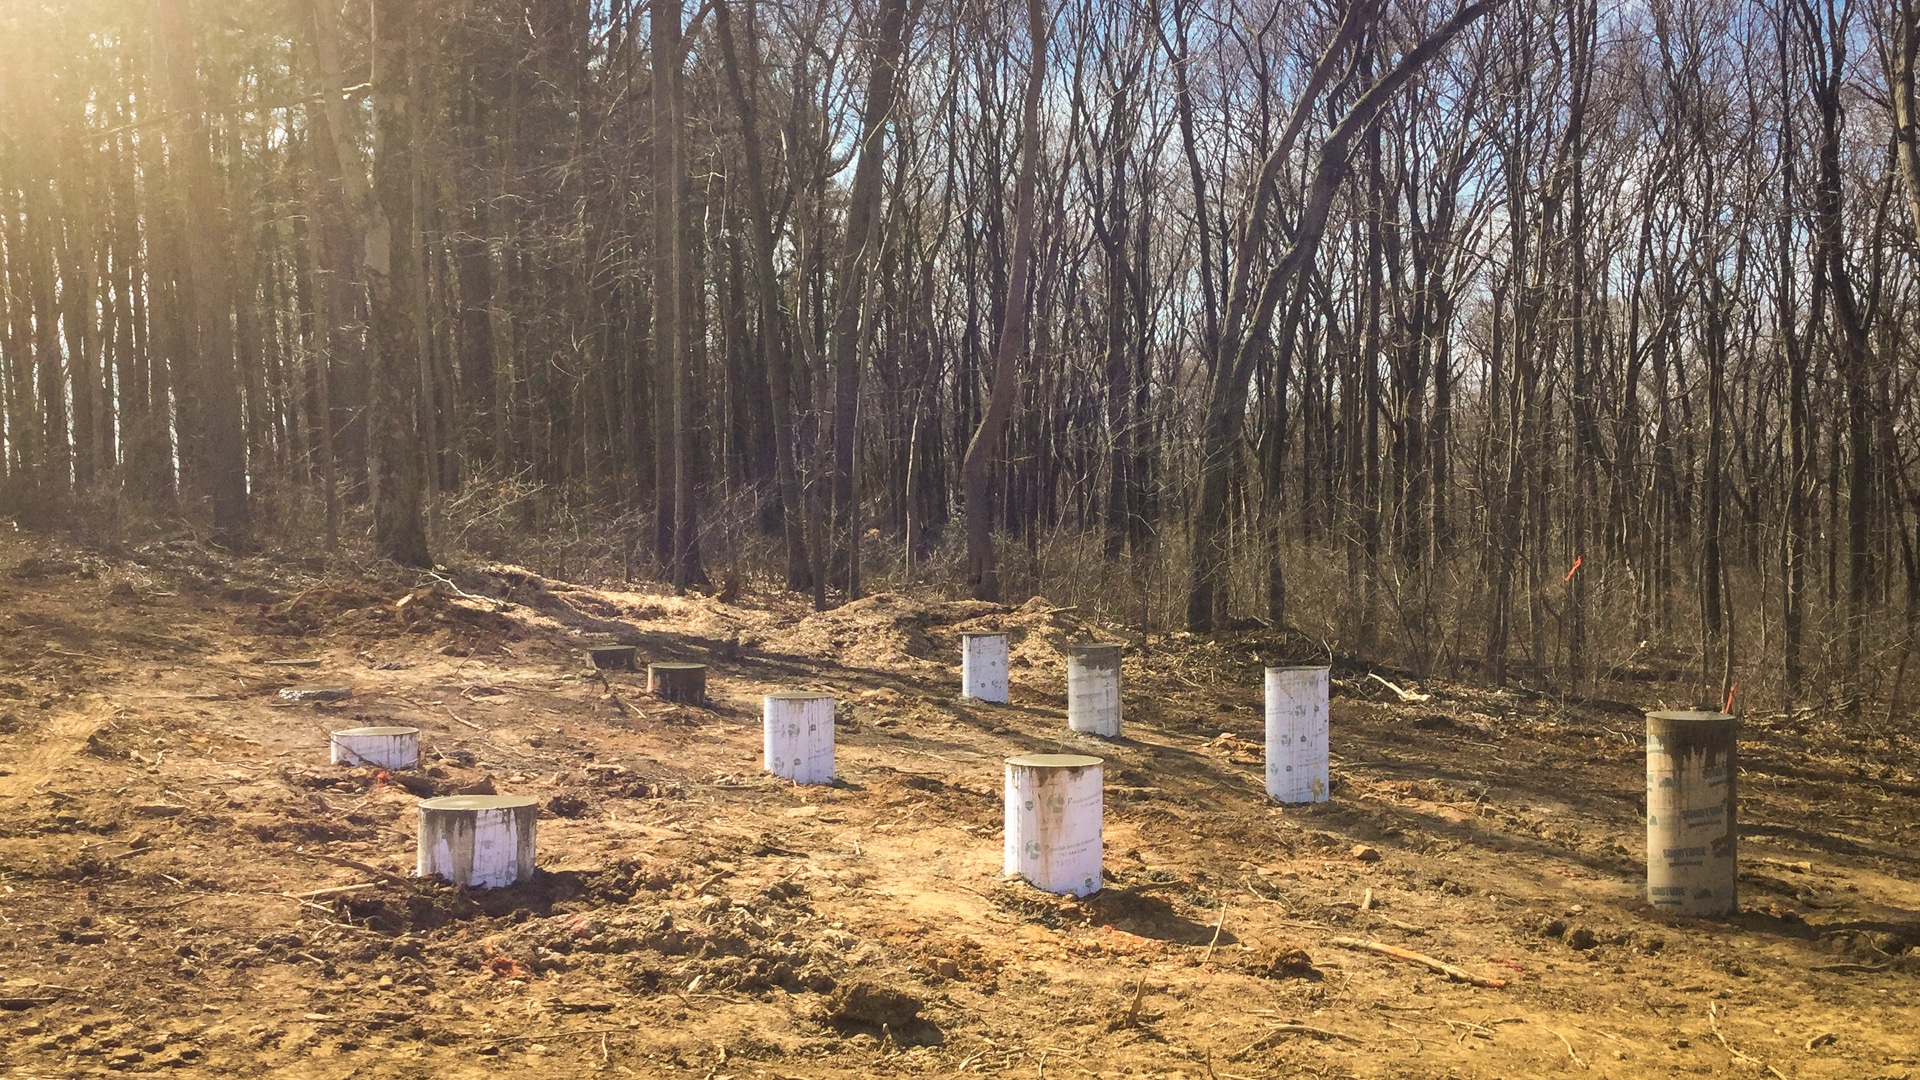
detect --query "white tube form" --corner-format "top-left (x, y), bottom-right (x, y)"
top-left (764, 692), bottom-right (835, 785)
top-left (1646, 710), bottom-right (1737, 917)
top-left (330, 726), bottom-right (420, 769)
top-left (961, 632), bottom-right (1010, 703)
top-left (1265, 665), bottom-right (1330, 803)
top-left (416, 795), bottom-right (538, 887)
top-left (1066, 643), bottom-right (1123, 738)
top-left (1004, 753), bottom-right (1103, 896)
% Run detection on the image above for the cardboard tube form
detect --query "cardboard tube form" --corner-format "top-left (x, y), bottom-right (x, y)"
top-left (764, 692), bottom-right (835, 785)
top-left (961, 632), bottom-right (1010, 703)
top-left (648, 662), bottom-right (707, 705)
top-left (1645, 710), bottom-right (1737, 917)
top-left (1066, 643), bottom-right (1123, 738)
top-left (1265, 665), bottom-right (1330, 803)
top-left (1004, 753), bottom-right (1103, 897)
top-left (416, 795), bottom-right (538, 887)
top-left (330, 726), bottom-right (420, 769)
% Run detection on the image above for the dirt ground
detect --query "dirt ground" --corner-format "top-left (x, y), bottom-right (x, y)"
top-left (1, 529), bottom-right (1916, 1080)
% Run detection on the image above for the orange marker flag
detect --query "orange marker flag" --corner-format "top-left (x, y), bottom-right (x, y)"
top-left (1724, 684), bottom-right (1737, 713)
top-left (1564, 554), bottom-right (1583, 583)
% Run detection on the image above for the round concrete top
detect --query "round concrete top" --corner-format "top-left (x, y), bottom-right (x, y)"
top-left (332, 726), bottom-right (419, 737)
top-left (765, 691), bottom-right (833, 701)
top-left (648, 661), bottom-right (707, 670)
top-left (419, 795), bottom-right (539, 812)
top-left (1067, 641), bottom-right (1124, 653)
top-left (1646, 710), bottom-right (1734, 723)
top-left (1265, 664), bottom-right (1330, 672)
top-left (1006, 753), bottom-right (1103, 769)
top-left (960, 630), bottom-right (1007, 638)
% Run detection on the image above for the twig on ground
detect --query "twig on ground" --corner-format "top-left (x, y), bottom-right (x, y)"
top-left (1444, 1019), bottom-right (1496, 1042)
top-left (1236, 1023), bottom-right (1360, 1057)
top-left (283, 882), bottom-right (377, 900)
top-left (1201, 904), bottom-right (1228, 965)
top-left (487, 1026), bottom-right (628, 1045)
top-left (1385, 1020), bottom-right (1424, 1053)
top-left (292, 850), bottom-right (417, 891)
top-left (1543, 1026), bottom-right (1586, 1069)
top-left (120, 895), bottom-right (206, 912)
top-left (1328, 936), bottom-right (1508, 988)
top-left (1117, 977), bottom-right (1148, 1030)
top-left (1708, 1004), bottom-right (1786, 1079)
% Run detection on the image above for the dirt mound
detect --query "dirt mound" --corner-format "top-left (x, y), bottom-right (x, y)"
top-left (826, 979), bottom-right (923, 1027)
top-left (758, 592), bottom-right (1000, 671)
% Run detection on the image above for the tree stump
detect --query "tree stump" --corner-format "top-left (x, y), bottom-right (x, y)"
top-left (648, 662), bottom-right (707, 705)
top-left (586, 644), bottom-right (637, 671)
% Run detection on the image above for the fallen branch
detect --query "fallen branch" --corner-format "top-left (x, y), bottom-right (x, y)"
top-left (1368, 673), bottom-right (1432, 704)
top-left (479, 570), bottom-right (649, 645)
top-left (421, 570), bottom-right (498, 608)
top-left (1328, 937), bottom-right (1507, 988)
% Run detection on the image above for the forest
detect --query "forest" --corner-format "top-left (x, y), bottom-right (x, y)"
top-left (0, 0), bottom-right (1917, 715)
top-left (0, 1), bottom-right (1917, 1076)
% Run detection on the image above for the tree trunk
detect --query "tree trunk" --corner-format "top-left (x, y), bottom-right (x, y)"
top-left (651, 0), bottom-right (707, 592)
top-left (154, 0), bottom-right (248, 542)
top-left (715, 0), bottom-right (812, 592)
top-left (827, 0), bottom-right (911, 594)
top-left (961, 0), bottom-right (1048, 602)
top-left (363, 0), bottom-right (432, 567)
top-left (1185, 0), bottom-right (1495, 631)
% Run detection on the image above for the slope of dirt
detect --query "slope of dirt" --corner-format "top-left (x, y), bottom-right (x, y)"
top-left (0, 530), bottom-right (1917, 1079)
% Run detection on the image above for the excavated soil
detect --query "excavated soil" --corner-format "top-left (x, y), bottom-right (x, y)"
top-left (0, 530), bottom-right (1917, 1079)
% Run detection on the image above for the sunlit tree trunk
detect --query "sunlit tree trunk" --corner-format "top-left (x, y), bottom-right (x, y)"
top-left (363, 0), bottom-right (431, 567)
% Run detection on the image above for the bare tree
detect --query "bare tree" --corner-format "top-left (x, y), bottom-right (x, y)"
top-left (961, 0), bottom-right (1049, 602)
top-left (364, 0), bottom-right (431, 566)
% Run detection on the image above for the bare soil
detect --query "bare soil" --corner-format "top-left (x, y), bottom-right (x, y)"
top-left (1, 530), bottom-right (1916, 1079)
